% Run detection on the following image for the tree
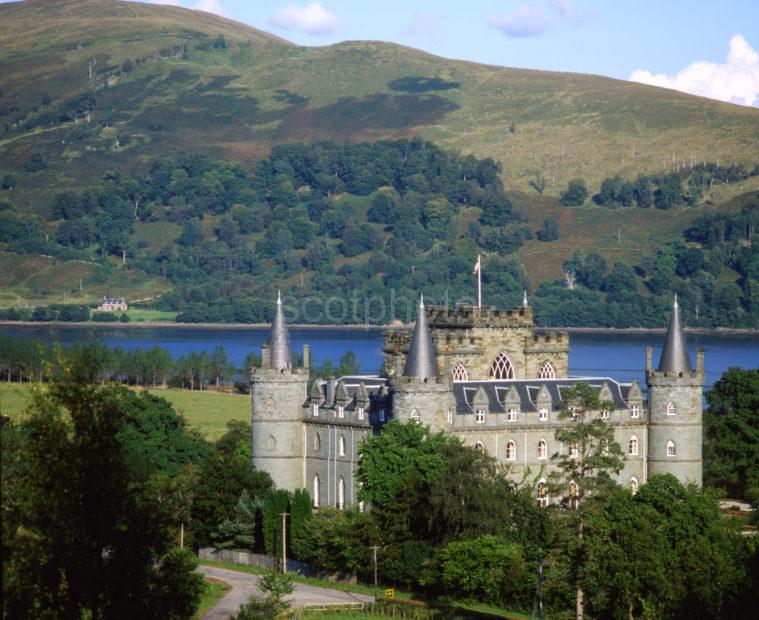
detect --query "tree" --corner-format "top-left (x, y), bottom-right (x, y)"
top-left (209, 346), bottom-right (233, 387)
top-left (561, 179), bottom-right (588, 207)
top-left (1, 174), bottom-right (15, 190)
top-left (2, 371), bottom-right (204, 618)
top-left (704, 368), bottom-right (759, 494)
top-left (232, 571), bottom-right (294, 619)
top-left (537, 218), bottom-right (559, 241)
top-left (549, 382), bottom-right (625, 620)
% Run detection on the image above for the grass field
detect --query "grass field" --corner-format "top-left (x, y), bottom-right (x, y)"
top-left (0, 383), bottom-right (249, 440)
top-left (125, 308), bottom-right (177, 322)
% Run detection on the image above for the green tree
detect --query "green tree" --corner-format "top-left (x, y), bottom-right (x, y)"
top-left (209, 345), bottom-right (234, 387)
top-left (261, 488), bottom-right (291, 558)
top-left (549, 382), bottom-right (625, 620)
top-left (2, 374), bottom-right (203, 619)
top-left (561, 179), bottom-right (589, 207)
top-left (537, 218), bottom-right (559, 241)
top-left (1, 174), bottom-right (15, 190)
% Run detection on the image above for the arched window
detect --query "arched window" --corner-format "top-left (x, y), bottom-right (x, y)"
top-left (410, 409), bottom-right (420, 423)
top-left (313, 475), bottom-right (320, 508)
top-left (537, 439), bottom-right (548, 459)
top-left (337, 477), bottom-right (345, 510)
top-left (339, 435), bottom-right (346, 456)
top-left (536, 480), bottom-right (548, 507)
top-left (313, 432), bottom-right (321, 452)
top-left (489, 352), bottom-right (515, 380)
top-left (666, 402), bottom-right (676, 416)
top-left (474, 441), bottom-right (484, 452)
top-left (629, 435), bottom-right (638, 456)
top-left (265, 435), bottom-right (276, 451)
top-left (538, 361), bottom-right (555, 379)
top-left (666, 440), bottom-right (676, 457)
top-left (452, 362), bottom-right (468, 381)
top-left (629, 477), bottom-right (639, 495)
top-left (506, 440), bottom-right (516, 461)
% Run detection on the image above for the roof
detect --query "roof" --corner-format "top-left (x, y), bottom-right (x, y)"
top-left (658, 295), bottom-right (692, 373)
top-left (312, 376), bottom-right (389, 409)
top-left (268, 291), bottom-right (293, 371)
top-left (403, 294), bottom-right (439, 379)
top-left (451, 377), bottom-right (635, 414)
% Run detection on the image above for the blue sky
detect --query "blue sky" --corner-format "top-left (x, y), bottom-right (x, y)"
top-left (7, 0), bottom-right (759, 105)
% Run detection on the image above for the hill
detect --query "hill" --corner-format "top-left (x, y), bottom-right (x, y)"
top-left (0, 0), bottom-right (758, 327)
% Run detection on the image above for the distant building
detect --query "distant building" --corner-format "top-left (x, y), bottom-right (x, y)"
top-left (95, 296), bottom-right (128, 312)
top-left (251, 293), bottom-right (703, 509)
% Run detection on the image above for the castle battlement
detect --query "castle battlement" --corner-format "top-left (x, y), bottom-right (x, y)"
top-left (426, 305), bottom-right (533, 328)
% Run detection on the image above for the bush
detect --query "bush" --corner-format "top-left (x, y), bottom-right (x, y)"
top-left (560, 179), bottom-right (588, 207)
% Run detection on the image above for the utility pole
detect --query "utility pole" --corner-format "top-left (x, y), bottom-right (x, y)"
top-left (280, 512), bottom-right (289, 573)
top-left (370, 545), bottom-right (380, 600)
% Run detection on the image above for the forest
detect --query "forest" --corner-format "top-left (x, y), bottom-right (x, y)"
top-left (1, 139), bottom-right (758, 327)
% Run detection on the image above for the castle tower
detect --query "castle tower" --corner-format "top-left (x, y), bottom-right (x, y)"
top-left (391, 294), bottom-right (451, 431)
top-left (251, 292), bottom-right (309, 491)
top-left (646, 295), bottom-right (704, 486)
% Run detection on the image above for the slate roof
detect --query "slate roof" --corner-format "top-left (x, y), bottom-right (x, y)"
top-left (658, 295), bottom-right (692, 373)
top-left (269, 291), bottom-right (293, 371)
top-left (403, 294), bottom-right (439, 379)
top-left (311, 376), bottom-right (389, 410)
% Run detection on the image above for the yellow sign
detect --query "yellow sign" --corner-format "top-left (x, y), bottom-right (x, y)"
top-left (384, 588), bottom-right (395, 600)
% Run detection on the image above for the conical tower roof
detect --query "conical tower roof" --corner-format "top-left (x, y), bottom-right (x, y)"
top-left (403, 294), bottom-right (439, 379)
top-left (269, 290), bottom-right (293, 371)
top-left (658, 294), bottom-right (692, 373)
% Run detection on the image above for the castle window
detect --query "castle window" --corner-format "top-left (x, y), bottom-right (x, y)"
top-left (447, 409), bottom-right (453, 424)
top-left (569, 444), bottom-right (579, 459)
top-left (339, 435), bottom-right (346, 456)
top-left (490, 352), bottom-right (515, 380)
top-left (313, 433), bottom-right (321, 452)
top-left (538, 361), bottom-right (555, 379)
top-left (410, 409), bottom-right (420, 423)
top-left (266, 435), bottom-right (277, 451)
top-left (313, 475), bottom-right (320, 508)
top-left (337, 405), bottom-right (344, 418)
top-left (337, 477), bottom-right (345, 510)
top-left (629, 477), bottom-right (639, 495)
top-left (312, 403), bottom-right (319, 417)
top-left (357, 406), bottom-right (364, 420)
top-left (601, 409), bottom-right (610, 420)
top-left (629, 435), bottom-right (638, 456)
top-left (475, 409), bottom-right (486, 424)
top-left (475, 441), bottom-right (484, 452)
top-left (539, 408), bottom-right (548, 421)
top-left (537, 439), bottom-right (548, 459)
top-left (379, 408), bottom-right (385, 422)
top-left (630, 405), bottom-right (639, 418)
top-left (452, 362), bottom-right (468, 381)
top-left (507, 408), bottom-right (517, 422)
top-left (506, 440), bottom-right (516, 461)
top-left (666, 402), bottom-right (676, 416)
top-left (537, 480), bottom-right (548, 507)
top-left (666, 440), bottom-right (676, 457)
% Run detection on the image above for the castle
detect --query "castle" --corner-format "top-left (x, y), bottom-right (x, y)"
top-left (251, 293), bottom-right (704, 508)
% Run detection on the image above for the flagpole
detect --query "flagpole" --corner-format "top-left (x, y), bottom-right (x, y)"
top-left (477, 254), bottom-right (482, 309)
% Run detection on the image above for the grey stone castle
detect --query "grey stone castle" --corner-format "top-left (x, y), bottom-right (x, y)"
top-left (251, 293), bottom-right (704, 508)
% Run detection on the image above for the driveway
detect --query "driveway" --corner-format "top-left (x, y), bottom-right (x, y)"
top-left (197, 565), bottom-right (374, 620)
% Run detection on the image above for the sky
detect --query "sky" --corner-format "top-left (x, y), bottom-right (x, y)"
top-left (10, 0), bottom-right (759, 106)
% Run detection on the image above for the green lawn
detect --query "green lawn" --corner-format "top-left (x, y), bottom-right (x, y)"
top-left (124, 308), bottom-right (177, 322)
top-left (0, 383), bottom-right (249, 441)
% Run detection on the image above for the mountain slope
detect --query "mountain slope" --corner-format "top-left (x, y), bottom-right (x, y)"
top-left (1, 0), bottom-right (758, 211)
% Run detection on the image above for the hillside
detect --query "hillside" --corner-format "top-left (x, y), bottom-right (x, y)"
top-left (0, 0), bottom-right (758, 327)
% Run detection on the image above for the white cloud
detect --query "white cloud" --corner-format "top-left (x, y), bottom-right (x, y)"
top-left (270, 2), bottom-right (340, 36)
top-left (405, 13), bottom-right (446, 45)
top-left (488, 0), bottom-right (584, 38)
top-left (630, 35), bottom-right (759, 108)
top-left (191, 0), bottom-right (227, 17)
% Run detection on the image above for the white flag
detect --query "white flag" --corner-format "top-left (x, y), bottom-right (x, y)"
top-left (473, 255), bottom-right (480, 275)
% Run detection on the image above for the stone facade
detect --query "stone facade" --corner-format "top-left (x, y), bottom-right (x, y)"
top-left (251, 300), bottom-right (703, 508)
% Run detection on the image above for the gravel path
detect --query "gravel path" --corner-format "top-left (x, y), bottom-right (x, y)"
top-left (197, 565), bottom-right (373, 620)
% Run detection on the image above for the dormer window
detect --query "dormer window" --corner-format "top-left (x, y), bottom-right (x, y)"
top-left (475, 409), bottom-right (485, 424)
top-left (601, 409), bottom-right (610, 420)
top-left (357, 406), bottom-right (364, 420)
top-left (630, 405), bottom-right (639, 418)
top-left (312, 403), bottom-right (319, 417)
top-left (337, 405), bottom-right (344, 418)
top-left (539, 408), bottom-right (548, 421)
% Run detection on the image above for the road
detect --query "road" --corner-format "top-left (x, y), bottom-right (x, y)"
top-left (197, 565), bottom-right (374, 620)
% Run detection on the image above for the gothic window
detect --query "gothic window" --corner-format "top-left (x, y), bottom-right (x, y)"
top-left (337, 477), bottom-right (345, 510)
top-left (506, 440), bottom-right (516, 461)
top-left (357, 406), bottom-right (364, 420)
top-left (539, 407), bottom-right (548, 421)
top-left (312, 403), bottom-right (319, 417)
top-left (475, 409), bottom-right (486, 423)
top-left (629, 435), bottom-right (639, 456)
top-left (489, 352), bottom-right (515, 380)
top-left (601, 409), bottom-right (610, 419)
top-left (630, 404), bottom-right (640, 418)
top-left (313, 475), bottom-right (320, 508)
top-left (666, 440), bottom-right (676, 457)
top-left (507, 408), bottom-right (517, 422)
top-left (569, 444), bottom-right (579, 459)
top-left (536, 480), bottom-right (549, 507)
top-left (410, 409), bottom-right (420, 423)
top-left (452, 362), bottom-right (468, 381)
top-left (337, 405), bottom-right (344, 418)
top-left (313, 433), bottom-right (321, 452)
top-left (629, 477), bottom-right (639, 495)
top-left (339, 435), bottom-right (346, 456)
top-left (537, 439), bottom-right (548, 459)
top-left (266, 435), bottom-right (276, 451)
top-left (538, 361), bottom-right (556, 379)
top-left (667, 402), bottom-right (676, 416)
top-left (379, 408), bottom-right (385, 422)
top-left (475, 441), bottom-right (485, 452)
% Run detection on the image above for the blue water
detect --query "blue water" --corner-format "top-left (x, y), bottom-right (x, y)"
top-left (1, 325), bottom-right (757, 389)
